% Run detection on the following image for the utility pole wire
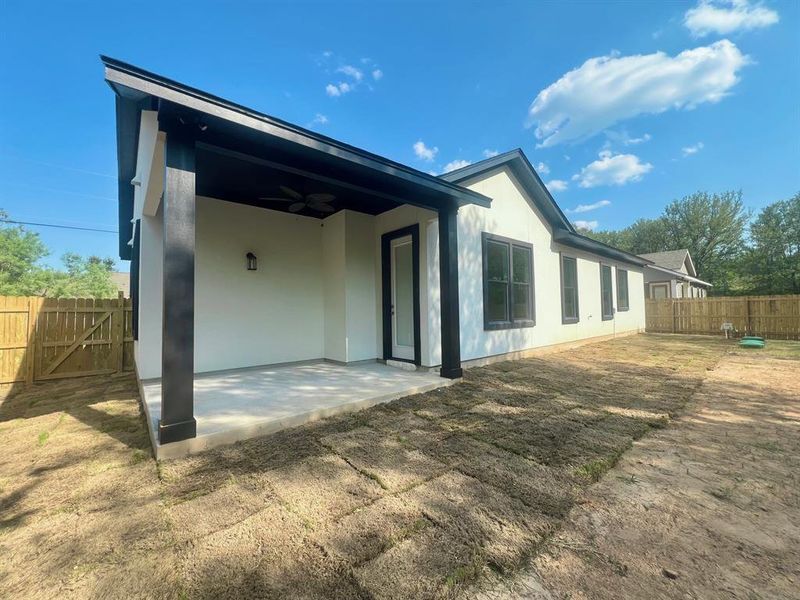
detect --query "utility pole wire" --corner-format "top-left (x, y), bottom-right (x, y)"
top-left (0, 219), bottom-right (118, 234)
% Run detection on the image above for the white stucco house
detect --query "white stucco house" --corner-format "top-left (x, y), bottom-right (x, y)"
top-left (640, 249), bottom-right (711, 299)
top-left (103, 57), bottom-right (649, 457)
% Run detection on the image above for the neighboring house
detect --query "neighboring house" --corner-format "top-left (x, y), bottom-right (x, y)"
top-left (640, 249), bottom-right (712, 299)
top-left (103, 56), bottom-right (648, 453)
top-left (110, 271), bottom-right (130, 297)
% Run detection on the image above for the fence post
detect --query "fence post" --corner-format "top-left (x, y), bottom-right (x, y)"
top-left (745, 296), bottom-right (752, 336)
top-left (25, 297), bottom-right (43, 384)
top-left (114, 291), bottom-right (125, 373)
top-left (671, 300), bottom-right (677, 334)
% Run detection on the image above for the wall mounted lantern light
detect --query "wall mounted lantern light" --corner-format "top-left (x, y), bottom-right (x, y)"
top-left (246, 252), bottom-right (257, 271)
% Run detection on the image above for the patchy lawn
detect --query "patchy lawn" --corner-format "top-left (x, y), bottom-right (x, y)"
top-left (475, 338), bottom-right (800, 599)
top-left (0, 335), bottom-right (796, 599)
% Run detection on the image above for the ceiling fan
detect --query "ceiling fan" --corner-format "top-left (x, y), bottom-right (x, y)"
top-left (259, 186), bottom-right (336, 214)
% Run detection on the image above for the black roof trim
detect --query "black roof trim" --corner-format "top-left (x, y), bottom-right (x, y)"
top-left (439, 149), bottom-right (574, 233)
top-left (101, 55), bottom-right (490, 210)
top-left (441, 149), bottom-right (650, 268)
top-left (553, 229), bottom-right (651, 267)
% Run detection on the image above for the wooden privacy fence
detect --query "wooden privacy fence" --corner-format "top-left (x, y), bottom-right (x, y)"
top-left (0, 294), bottom-right (134, 385)
top-left (645, 295), bottom-right (800, 340)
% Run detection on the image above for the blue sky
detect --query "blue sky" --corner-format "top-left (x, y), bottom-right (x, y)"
top-left (1, 0), bottom-right (798, 272)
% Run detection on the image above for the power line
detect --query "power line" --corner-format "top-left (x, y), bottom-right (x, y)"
top-left (0, 153), bottom-right (116, 179)
top-left (1, 219), bottom-right (118, 234)
top-left (2, 181), bottom-right (116, 202)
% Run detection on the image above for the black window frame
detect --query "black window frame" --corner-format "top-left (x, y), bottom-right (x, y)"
top-left (600, 263), bottom-right (614, 321)
top-left (616, 267), bottom-right (629, 311)
top-left (560, 253), bottom-right (580, 324)
top-left (481, 232), bottom-right (535, 331)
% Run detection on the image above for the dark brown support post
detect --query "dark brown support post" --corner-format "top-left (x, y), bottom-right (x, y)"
top-left (438, 205), bottom-right (463, 379)
top-left (159, 128), bottom-right (197, 444)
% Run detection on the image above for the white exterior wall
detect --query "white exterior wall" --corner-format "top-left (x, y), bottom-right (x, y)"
top-left (322, 212), bottom-right (347, 362)
top-left (135, 209), bottom-right (164, 379)
top-left (344, 211), bottom-right (378, 362)
top-left (134, 166), bottom-right (645, 379)
top-left (137, 197), bottom-right (327, 379)
top-left (136, 200), bottom-right (383, 378)
top-left (195, 197), bottom-right (325, 373)
top-left (323, 210), bottom-right (378, 363)
top-left (451, 166), bottom-right (645, 363)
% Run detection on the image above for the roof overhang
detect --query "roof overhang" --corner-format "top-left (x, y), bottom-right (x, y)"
top-left (553, 229), bottom-right (652, 267)
top-left (442, 150), bottom-right (649, 268)
top-left (440, 149), bottom-right (574, 233)
top-left (102, 56), bottom-right (491, 260)
top-left (646, 263), bottom-right (712, 287)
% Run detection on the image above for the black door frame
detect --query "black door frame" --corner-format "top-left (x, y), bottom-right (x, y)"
top-left (381, 224), bottom-right (421, 366)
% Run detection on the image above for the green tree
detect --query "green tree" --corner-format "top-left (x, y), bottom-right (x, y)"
top-left (745, 192), bottom-right (800, 294)
top-left (582, 191), bottom-right (749, 294)
top-left (0, 210), bottom-right (51, 295)
top-left (46, 253), bottom-right (117, 298)
top-left (0, 213), bottom-right (117, 298)
top-left (582, 218), bottom-right (671, 255)
top-left (661, 191), bottom-right (749, 293)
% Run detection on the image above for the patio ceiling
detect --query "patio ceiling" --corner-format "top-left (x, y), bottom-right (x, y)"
top-left (195, 143), bottom-right (406, 218)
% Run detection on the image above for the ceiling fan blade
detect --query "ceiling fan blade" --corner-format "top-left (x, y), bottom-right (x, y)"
top-left (259, 197), bottom-right (295, 202)
top-left (306, 193), bottom-right (336, 203)
top-left (314, 203), bottom-right (335, 213)
top-left (288, 202), bottom-right (306, 213)
top-left (279, 186), bottom-right (304, 201)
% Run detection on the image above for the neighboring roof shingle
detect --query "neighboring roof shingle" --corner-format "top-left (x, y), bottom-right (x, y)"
top-left (639, 249), bottom-right (690, 271)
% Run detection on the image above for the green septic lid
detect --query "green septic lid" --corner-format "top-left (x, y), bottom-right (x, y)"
top-left (739, 339), bottom-right (765, 348)
top-left (741, 336), bottom-right (765, 342)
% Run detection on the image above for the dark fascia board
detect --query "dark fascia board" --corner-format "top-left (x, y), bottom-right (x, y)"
top-left (553, 229), bottom-right (652, 268)
top-left (439, 149), bottom-right (574, 233)
top-left (100, 55), bottom-right (490, 210)
top-left (440, 149), bottom-right (649, 267)
top-left (114, 95), bottom-right (141, 260)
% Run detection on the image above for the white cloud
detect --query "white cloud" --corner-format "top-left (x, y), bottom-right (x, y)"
top-left (372, 69), bottom-right (383, 81)
top-left (308, 113), bottom-right (329, 127)
top-left (413, 140), bottom-right (439, 161)
top-left (606, 131), bottom-right (652, 146)
top-left (482, 149), bottom-right (500, 158)
top-left (545, 179), bottom-right (568, 192)
top-left (325, 82), bottom-right (353, 97)
top-left (626, 133), bottom-right (651, 145)
top-left (443, 159), bottom-right (472, 173)
top-left (337, 65), bottom-right (363, 81)
top-left (685, 0), bottom-right (779, 36)
top-left (682, 141), bottom-right (705, 156)
top-left (573, 150), bottom-right (653, 188)
top-left (535, 161), bottom-right (550, 175)
top-left (526, 40), bottom-right (749, 147)
top-left (567, 200), bottom-right (611, 214)
top-left (573, 220), bottom-right (599, 230)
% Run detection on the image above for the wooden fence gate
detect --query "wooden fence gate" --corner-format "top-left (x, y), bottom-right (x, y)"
top-left (645, 295), bottom-right (800, 340)
top-left (0, 294), bottom-right (133, 385)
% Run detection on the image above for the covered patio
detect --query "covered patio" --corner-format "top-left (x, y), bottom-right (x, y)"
top-left (140, 361), bottom-right (453, 459)
top-left (104, 56), bottom-right (491, 457)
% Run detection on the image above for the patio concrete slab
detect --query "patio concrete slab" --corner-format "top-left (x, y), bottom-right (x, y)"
top-left (140, 361), bottom-right (454, 459)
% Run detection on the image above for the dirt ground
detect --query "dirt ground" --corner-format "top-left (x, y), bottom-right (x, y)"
top-left (1, 334), bottom-right (797, 599)
top-left (474, 339), bottom-right (800, 600)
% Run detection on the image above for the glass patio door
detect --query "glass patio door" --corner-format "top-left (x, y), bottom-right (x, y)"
top-left (390, 235), bottom-right (415, 360)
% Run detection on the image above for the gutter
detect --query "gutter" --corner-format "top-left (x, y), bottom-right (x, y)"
top-left (646, 263), bottom-right (713, 287)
